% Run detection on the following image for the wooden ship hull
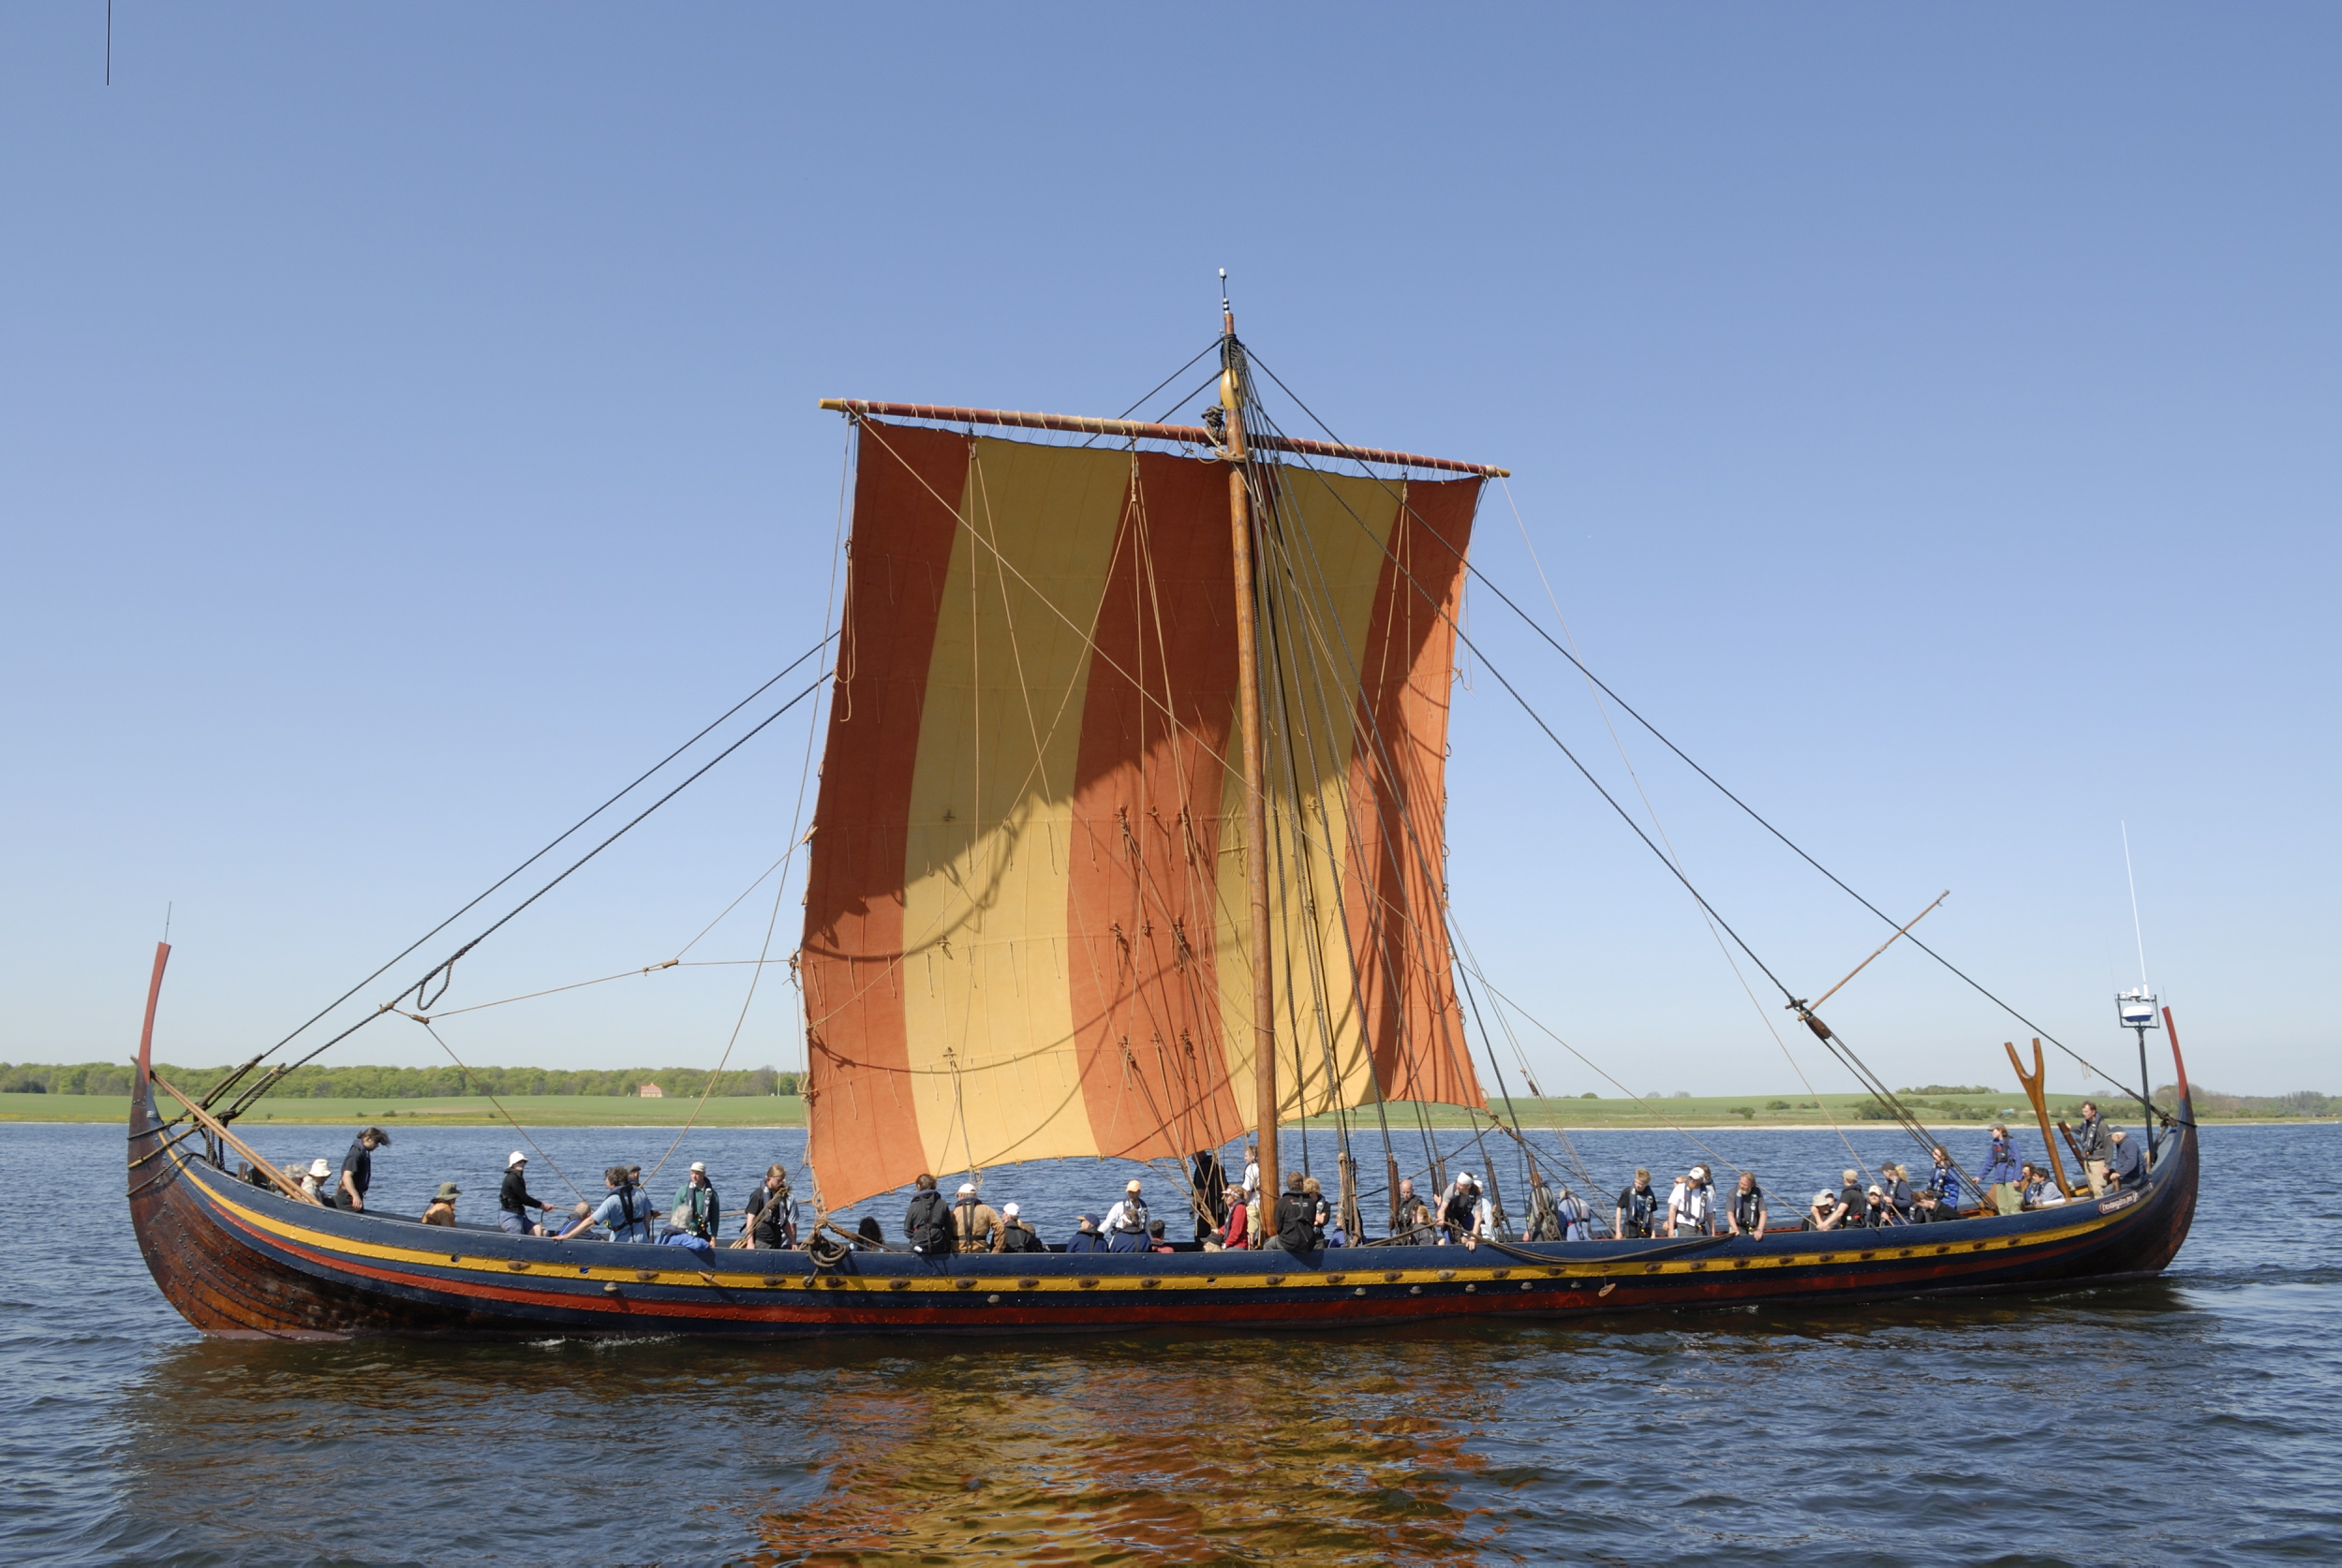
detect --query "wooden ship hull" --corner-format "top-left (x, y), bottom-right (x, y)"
top-left (128, 981), bottom-right (2201, 1342)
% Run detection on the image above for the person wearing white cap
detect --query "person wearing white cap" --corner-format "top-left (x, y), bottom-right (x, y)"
top-left (993, 1201), bottom-right (1043, 1254)
top-left (1667, 1164), bottom-right (1714, 1238)
top-left (297, 1158), bottom-right (333, 1205)
top-left (1101, 1179), bottom-right (1149, 1252)
top-left (672, 1161), bottom-right (721, 1242)
top-left (498, 1150), bottom-right (555, 1235)
top-left (949, 1181), bottom-right (1001, 1254)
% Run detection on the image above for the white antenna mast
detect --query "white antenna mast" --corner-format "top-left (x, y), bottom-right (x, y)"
top-left (2122, 821), bottom-right (2149, 992)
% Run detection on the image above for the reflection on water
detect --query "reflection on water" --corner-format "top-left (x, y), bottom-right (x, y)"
top-left (741, 1340), bottom-right (1498, 1565)
top-left (119, 1329), bottom-right (1510, 1565)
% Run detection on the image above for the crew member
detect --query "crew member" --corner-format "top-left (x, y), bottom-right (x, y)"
top-left (1615, 1169), bottom-right (1662, 1239)
top-left (1727, 1171), bottom-right (1768, 1236)
top-left (994, 1202), bottom-right (1043, 1253)
top-left (2074, 1102), bottom-right (2112, 1195)
top-left (2106, 1126), bottom-right (2147, 1191)
top-left (421, 1182), bottom-right (461, 1226)
top-left (1980, 1125), bottom-right (2023, 1215)
top-left (335, 1126), bottom-right (390, 1212)
top-left (673, 1161), bottom-right (722, 1241)
top-left (1102, 1180), bottom-right (1149, 1252)
top-left (499, 1152), bottom-right (554, 1235)
top-left (559, 1167), bottom-right (652, 1241)
top-left (745, 1165), bottom-right (796, 1249)
top-left (951, 1182), bottom-right (1001, 1253)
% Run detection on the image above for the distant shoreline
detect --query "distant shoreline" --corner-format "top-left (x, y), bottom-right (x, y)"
top-left (9, 1087), bottom-right (2329, 1135)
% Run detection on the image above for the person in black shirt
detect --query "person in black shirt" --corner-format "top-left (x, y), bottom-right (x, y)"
top-left (995, 1202), bottom-right (1044, 1253)
top-left (1614, 1169), bottom-right (1662, 1239)
top-left (335, 1127), bottom-right (390, 1212)
top-left (498, 1151), bottom-right (554, 1235)
top-left (1835, 1170), bottom-right (1864, 1227)
top-left (1727, 1172), bottom-right (1769, 1236)
top-left (743, 1164), bottom-right (796, 1250)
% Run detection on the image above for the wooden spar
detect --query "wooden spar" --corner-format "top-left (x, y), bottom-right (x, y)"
top-left (2008, 1038), bottom-right (2079, 1197)
top-left (1223, 322), bottom-right (1280, 1199)
top-left (148, 1066), bottom-right (322, 1206)
top-left (1806, 892), bottom-right (1948, 1013)
top-left (816, 399), bottom-right (1509, 478)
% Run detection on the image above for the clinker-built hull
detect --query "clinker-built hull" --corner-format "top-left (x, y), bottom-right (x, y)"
top-left (128, 1046), bottom-right (2199, 1342)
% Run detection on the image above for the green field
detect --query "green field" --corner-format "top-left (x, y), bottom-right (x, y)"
top-left (4, 1087), bottom-right (2104, 1130)
top-left (1, 1091), bottom-right (808, 1127)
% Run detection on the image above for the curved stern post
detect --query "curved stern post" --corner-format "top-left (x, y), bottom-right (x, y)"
top-left (128, 940), bottom-right (170, 1148)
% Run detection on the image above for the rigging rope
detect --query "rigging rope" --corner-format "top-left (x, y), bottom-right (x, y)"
top-left (1492, 479), bottom-right (1874, 1183)
top-left (1248, 349), bottom-right (2144, 1109)
top-left (232, 672), bottom-right (829, 1108)
top-left (202, 635), bottom-right (837, 1109)
top-left (414, 1018), bottom-right (587, 1205)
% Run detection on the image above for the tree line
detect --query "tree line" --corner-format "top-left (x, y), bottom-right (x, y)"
top-left (0, 1062), bottom-right (800, 1099)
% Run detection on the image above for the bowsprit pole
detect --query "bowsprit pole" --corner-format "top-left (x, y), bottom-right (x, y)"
top-left (1220, 273), bottom-right (1279, 1200)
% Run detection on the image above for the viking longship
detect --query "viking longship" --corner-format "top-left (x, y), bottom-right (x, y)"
top-left (126, 307), bottom-right (2199, 1338)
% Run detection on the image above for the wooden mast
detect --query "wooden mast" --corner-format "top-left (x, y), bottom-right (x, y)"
top-left (1223, 311), bottom-right (1279, 1200)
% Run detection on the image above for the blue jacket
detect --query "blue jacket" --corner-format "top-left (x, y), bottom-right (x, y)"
top-left (1925, 1162), bottom-right (1964, 1208)
top-left (2108, 1133), bottom-right (2147, 1188)
top-left (1980, 1135), bottom-right (2021, 1187)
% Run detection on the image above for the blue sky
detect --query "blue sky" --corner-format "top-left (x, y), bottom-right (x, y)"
top-left (3, 6), bottom-right (2334, 1098)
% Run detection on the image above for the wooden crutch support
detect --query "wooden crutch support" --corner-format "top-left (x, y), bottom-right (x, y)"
top-left (2006, 1038), bottom-right (2079, 1198)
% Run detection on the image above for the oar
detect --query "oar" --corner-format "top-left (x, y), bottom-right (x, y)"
top-left (2006, 1038), bottom-right (2080, 1198)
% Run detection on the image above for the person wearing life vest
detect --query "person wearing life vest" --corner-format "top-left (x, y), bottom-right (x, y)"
top-left (1539, 1181), bottom-right (1593, 1242)
top-left (743, 1165), bottom-right (796, 1250)
top-left (1525, 1174), bottom-right (1563, 1242)
top-left (2073, 1102), bottom-right (2113, 1195)
top-left (1879, 1163), bottom-right (1915, 1221)
top-left (673, 1161), bottom-right (721, 1241)
top-left (1102, 1180), bottom-right (1150, 1252)
top-left (1439, 1174), bottom-right (1485, 1250)
top-left (1861, 1185), bottom-right (1900, 1228)
top-left (1833, 1170), bottom-right (1864, 1227)
top-left (1923, 1146), bottom-right (1964, 1215)
top-left (903, 1174), bottom-right (954, 1255)
top-left (559, 1167), bottom-right (652, 1241)
top-left (498, 1152), bottom-right (556, 1235)
top-left (1667, 1166), bottom-right (1713, 1237)
top-left (1726, 1172), bottom-right (1768, 1236)
top-left (951, 1182), bottom-right (1001, 1253)
top-left (1065, 1214), bottom-right (1106, 1254)
top-left (1392, 1179), bottom-right (1436, 1245)
top-left (1979, 1125), bottom-right (2023, 1215)
top-left (994, 1202), bottom-right (1044, 1253)
top-left (1266, 1172), bottom-right (1318, 1251)
top-left (1615, 1169), bottom-right (1662, 1240)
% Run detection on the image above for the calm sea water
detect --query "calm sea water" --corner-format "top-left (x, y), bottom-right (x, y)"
top-left (2, 1116), bottom-right (2335, 1566)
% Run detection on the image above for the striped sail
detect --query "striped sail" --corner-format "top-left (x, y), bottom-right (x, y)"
top-left (800, 420), bottom-right (1483, 1209)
